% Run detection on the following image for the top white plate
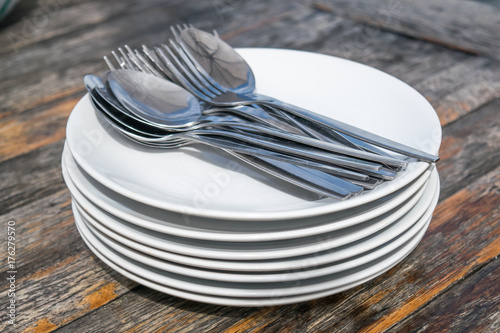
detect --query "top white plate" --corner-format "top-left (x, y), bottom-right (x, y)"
top-left (66, 48), bottom-right (441, 220)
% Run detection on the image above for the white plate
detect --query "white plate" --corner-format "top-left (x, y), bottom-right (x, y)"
top-left (75, 204), bottom-right (433, 300)
top-left (70, 172), bottom-right (439, 272)
top-left (74, 177), bottom-right (436, 283)
top-left (65, 48), bottom-right (441, 220)
top-left (62, 142), bottom-right (432, 242)
top-left (77, 214), bottom-right (426, 306)
top-left (68, 171), bottom-right (434, 261)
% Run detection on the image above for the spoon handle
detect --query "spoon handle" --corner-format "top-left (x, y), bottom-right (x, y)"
top-left (187, 129), bottom-right (383, 173)
top-left (220, 122), bottom-right (407, 168)
top-left (266, 107), bottom-right (402, 159)
top-left (256, 95), bottom-right (440, 163)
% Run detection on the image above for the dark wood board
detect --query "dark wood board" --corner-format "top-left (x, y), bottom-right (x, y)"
top-left (313, 0), bottom-right (500, 61)
top-left (0, 0), bottom-right (499, 332)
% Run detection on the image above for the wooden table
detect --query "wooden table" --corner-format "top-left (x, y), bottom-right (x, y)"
top-left (1, 1), bottom-right (499, 332)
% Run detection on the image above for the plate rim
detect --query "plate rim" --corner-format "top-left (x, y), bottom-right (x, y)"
top-left (68, 174), bottom-right (440, 272)
top-left (62, 142), bottom-right (434, 242)
top-left (77, 218), bottom-right (424, 306)
top-left (69, 172), bottom-right (435, 261)
top-left (74, 204), bottom-right (433, 300)
top-left (73, 179), bottom-right (436, 283)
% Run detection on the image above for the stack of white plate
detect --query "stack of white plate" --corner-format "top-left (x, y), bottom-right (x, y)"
top-left (62, 49), bottom-right (441, 306)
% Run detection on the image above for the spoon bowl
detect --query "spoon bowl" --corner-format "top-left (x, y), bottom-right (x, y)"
top-left (108, 69), bottom-right (202, 126)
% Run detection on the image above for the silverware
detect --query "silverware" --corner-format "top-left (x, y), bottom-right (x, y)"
top-left (105, 69), bottom-right (404, 170)
top-left (84, 76), bottom-right (366, 199)
top-left (167, 25), bottom-right (439, 163)
top-left (92, 25), bottom-right (440, 198)
top-left (85, 72), bottom-right (384, 175)
top-left (123, 42), bottom-right (406, 166)
top-left (106, 45), bottom-right (408, 170)
top-left (88, 85), bottom-right (381, 185)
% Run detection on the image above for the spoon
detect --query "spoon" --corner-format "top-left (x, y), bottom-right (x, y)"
top-left (85, 84), bottom-right (367, 199)
top-left (88, 78), bottom-right (384, 185)
top-left (92, 71), bottom-right (399, 182)
top-left (88, 79), bottom-right (382, 175)
top-left (106, 69), bottom-right (404, 169)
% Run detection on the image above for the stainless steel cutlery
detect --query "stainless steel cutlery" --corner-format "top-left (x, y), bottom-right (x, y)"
top-left (84, 24), bottom-right (439, 199)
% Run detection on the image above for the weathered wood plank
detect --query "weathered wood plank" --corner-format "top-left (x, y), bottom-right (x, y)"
top-left (437, 98), bottom-right (500, 199)
top-left (0, 1), bottom-right (195, 117)
top-left (0, 64), bottom-right (497, 333)
top-left (0, 0), bottom-right (291, 117)
top-left (0, 94), bottom-right (81, 163)
top-left (0, 140), bottom-right (66, 215)
top-left (0, 0), bottom-right (182, 55)
top-left (37, 164), bottom-right (500, 333)
top-left (0, 243), bottom-right (137, 333)
top-left (0, 0), bottom-right (111, 54)
top-left (0, 190), bottom-right (73, 269)
top-left (0, 191), bottom-right (138, 333)
top-left (0, 0), bottom-right (48, 31)
top-left (56, 286), bottom-right (258, 333)
top-left (312, 0), bottom-right (500, 61)
top-left (389, 258), bottom-right (500, 333)
top-left (1, 1), bottom-right (499, 331)
top-left (221, 2), bottom-right (500, 127)
top-left (2, 1), bottom-right (500, 169)
top-left (2, 1), bottom-right (500, 125)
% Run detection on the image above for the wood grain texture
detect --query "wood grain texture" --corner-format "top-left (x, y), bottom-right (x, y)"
top-left (437, 98), bottom-right (500, 199)
top-left (0, 94), bottom-right (81, 163)
top-left (390, 258), bottom-right (500, 333)
top-left (0, 191), bottom-right (137, 333)
top-left (0, 0), bottom-right (288, 116)
top-left (1, 0), bottom-right (500, 332)
top-left (2, 1), bottom-right (499, 126)
top-left (47, 164), bottom-right (500, 333)
top-left (0, 141), bottom-right (66, 215)
top-left (0, 247), bottom-right (137, 333)
top-left (2, 0), bottom-right (500, 172)
top-left (312, 0), bottom-right (500, 61)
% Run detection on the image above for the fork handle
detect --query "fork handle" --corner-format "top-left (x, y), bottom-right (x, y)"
top-left (224, 151), bottom-right (358, 201)
top-left (190, 135), bottom-right (363, 200)
top-left (256, 96), bottom-right (440, 163)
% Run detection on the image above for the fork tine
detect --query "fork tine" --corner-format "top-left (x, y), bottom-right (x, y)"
top-left (162, 42), bottom-right (218, 99)
top-left (118, 47), bottom-right (135, 70)
top-left (103, 55), bottom-right (116, 71)
top-left (170, 25), bottom-right (180, 40)
top-left (123, 45), bottom-right (152, 74)
top-left (111, 50), bottom-right (129, 70)
top-left (154, 46), bottom-right (212, 103)
top-left (172, 31), bottom-right (229, 93)
top-left (141, 45), bottom-right (176, 81)
top-left (161, 44), bottom-right (216, 100)
top-left (175, 24), bottom-right (184, 34)
top-left (133, 49), bottom-right (163, 77)
top-left (168, 39), bottom-right (222, 95)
